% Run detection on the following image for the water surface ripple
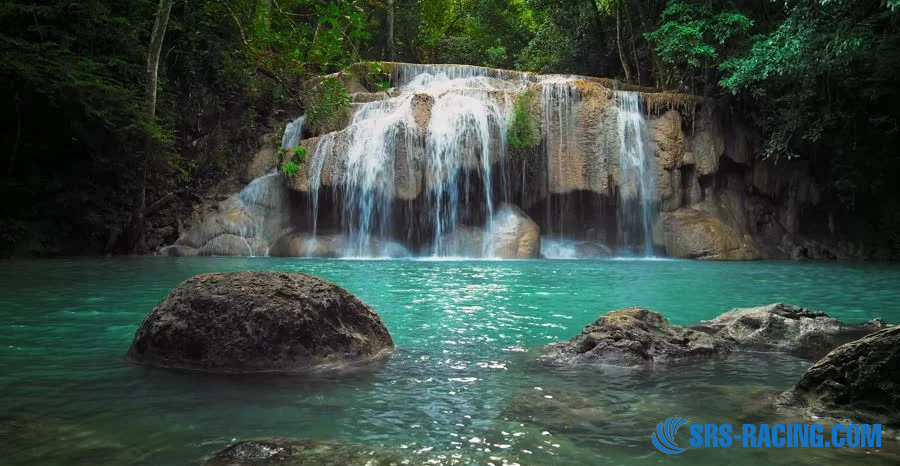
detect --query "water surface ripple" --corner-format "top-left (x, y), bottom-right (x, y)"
top-left (1, 258), bottom-right (898, 465)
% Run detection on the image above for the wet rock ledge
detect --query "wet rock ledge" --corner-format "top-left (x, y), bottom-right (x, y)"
top-left (779, 326), bottom-right (900, 427)
top-left (542, 303), bottom-right (890, 366)
top-left (126, 271), bottom-right (394, 373)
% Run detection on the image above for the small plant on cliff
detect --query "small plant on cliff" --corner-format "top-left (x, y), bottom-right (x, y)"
top-left (275, 147), bottom-right (287, 166)
top-left (507, 89), bottom-right (539, 150)
top-left (280, 146), bottom-right (308, 179)
top-left (293, 145), bottom-right (308, 164)
top-left (282, 160), bottom-right (300, 179)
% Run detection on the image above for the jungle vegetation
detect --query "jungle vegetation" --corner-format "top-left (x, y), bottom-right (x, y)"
top-left (1, 0), bottom-right (898, 255)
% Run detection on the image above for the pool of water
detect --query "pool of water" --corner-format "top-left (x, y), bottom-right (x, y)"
top-left (1, 257), bottom-right (898, 465)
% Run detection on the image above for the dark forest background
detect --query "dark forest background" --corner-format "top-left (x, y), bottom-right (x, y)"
top-left (2, 0), bottom-right (899, 256)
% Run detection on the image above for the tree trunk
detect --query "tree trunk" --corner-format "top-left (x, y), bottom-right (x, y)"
top-left (386, 0), bottom-right (395, 61)
top-left (145, 0), bottom-right (173, 119)
top-left (615, 0), bottom-right (633, 83)
top-left (131, 0), bottom-right (174, 253)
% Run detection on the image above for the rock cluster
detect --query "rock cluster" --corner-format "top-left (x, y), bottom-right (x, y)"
top-left (541, 307), bottom-right (730, 366)
top-left (544, 303), bottom-right (890, 367)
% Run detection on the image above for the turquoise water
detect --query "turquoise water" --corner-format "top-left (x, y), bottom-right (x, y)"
top-left (1, 258), bottom-right (899, 465)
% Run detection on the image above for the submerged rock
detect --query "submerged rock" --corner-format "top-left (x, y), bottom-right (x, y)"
top-left (0, 415), bottom-right (129, 465)
top-left (501, 388), bottom-right (606, 436)
top-left (126, 271), bottom-right (394, 373)
top-left (694, 303), bottom-right (890, 357)
top-left (204, 439), bottom-right (407, 466)
top-left (204, 438), bottom-right (528, 466)
top-left (541, 307), bottom-right (731, 366)
top-left (779, 326), bottom-right (900, 426)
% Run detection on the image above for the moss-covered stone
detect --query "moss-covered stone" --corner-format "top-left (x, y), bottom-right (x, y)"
top-left (541, 307), bottom-right (732, 366)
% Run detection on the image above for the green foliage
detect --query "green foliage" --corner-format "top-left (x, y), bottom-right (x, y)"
top-left (507, 89), bottom-right (539, 150)
top-left (398, 0), bottom-right (534, 69)
top-left (293, 145), bottom-right (308, 164)
top-left (0, 0), bottom-right (376, 255)
top-left (645, 0), bottom-right (752, 91)
top-left (349, 61), bottom-right (392, 91)
top-left (275, 147), bottom-right (287, 166)
top-left (304, 77), bottom-right (352, 134)
top-left (281, 160), bottom-right (301, 179)
top-left (281, 145), bottom-right (308, 179)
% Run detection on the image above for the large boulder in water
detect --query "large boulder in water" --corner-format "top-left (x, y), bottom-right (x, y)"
top-left (126, 271), bottom-right (394, 373)
top-left (662, 208), bottom-right (759, 260)
top-left (541, 307), bottom-right (731, 366)
top-left (778, 326), bottom-right (900, 426)
top-left (694, 303), bottom-right (890, 357)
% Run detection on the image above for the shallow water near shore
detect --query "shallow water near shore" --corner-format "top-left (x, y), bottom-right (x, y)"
top-left (1, 257), bottom-right (899, 465)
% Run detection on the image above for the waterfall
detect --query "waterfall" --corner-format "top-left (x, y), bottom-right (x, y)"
top-left (615, 92), bottom-right (656, 256)
top-left (296, 68), bottom-right (513, 257)
top-left (236, 172), bottom-right (289, 256)
top-left (540, 78), bottom-right (579, 238)
top-left (307, 132), bottom-right (334, 239)
top-left (266, 64), bottom-right (672, 259)
top-left (281, 116), bottom-right (305, 148)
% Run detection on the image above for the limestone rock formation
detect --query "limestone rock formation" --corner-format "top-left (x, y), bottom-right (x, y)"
top-left (488, 204), bottom-right (541, 258)
top-left (158, 62), bottom-right (856, 260)
top-left (662, 208), bottom-right (760, 260)
top-left (779, 326), bottom-right (900, 426)
top-left (160, 174), bottom-right (291, 257)
top-left (694, 303), bottom-right (847, 356)
top-left (542, 307), bottom-right (731, 366)
top-left (126, 271), bottom-right (394, 373)
top-left (439, 204), bottom-right (541, 258)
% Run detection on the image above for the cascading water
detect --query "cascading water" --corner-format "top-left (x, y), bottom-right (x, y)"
top-left (302, 66), bottom-right (515, 257)
top-left (235, 171), bottom-right (290, 256)
top-left (266, 63), bottom-right (671, 259)
top-left (541, 78), bottom-right (579, 238)
top-left (281, 116), bottom-right (306, 149)
top-left (615, 92), bottom-right (656, 256)
top-left (307, 132), bottom-right (333, 239)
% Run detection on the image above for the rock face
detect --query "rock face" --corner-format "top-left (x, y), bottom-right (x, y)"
top-left (662, 208), bottom-right (760, 260)
top-left (438, 204), bottom-right (541, 258)
top-left (695, 303), bottom-right (889, 357)
top-left (160, 174), bottom-right (292, 257)
top-left (779, 326), bottom-right (900, 426)
top-left (487, 204), bottom-right (541, 258)
top-left (204, 439), bottom-right (407, 466)
top-left (542, 307), bottom-right (731, 366)
top-left (126, 272), bottom-right (394, 373)
top-left (160, 62), bottom-right (863, 259)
